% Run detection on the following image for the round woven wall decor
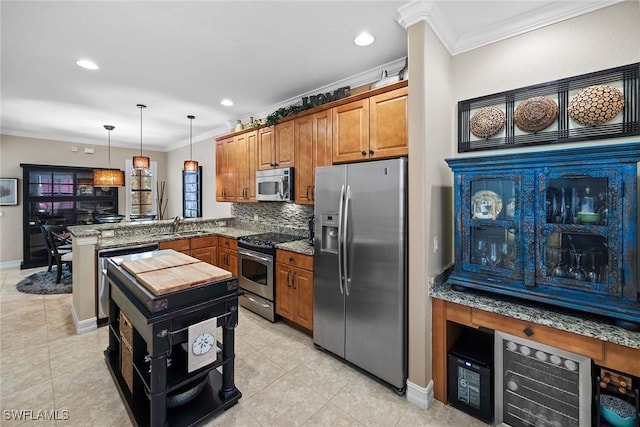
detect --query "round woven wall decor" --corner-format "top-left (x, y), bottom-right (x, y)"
top-left (514, 96), bottom-right (558, 132)
top-left (568, 85), bottom-right (624, 126)
top-left (469, 107), bottom-right (506, 138)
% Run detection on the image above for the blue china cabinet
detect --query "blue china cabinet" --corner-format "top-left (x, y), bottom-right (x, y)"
top-left (445, 143), bottom-right (640, 328)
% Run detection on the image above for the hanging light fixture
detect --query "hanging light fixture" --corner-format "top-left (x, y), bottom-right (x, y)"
top-left (93, 125), bottom-right (125, 187)
top-left (184, 115), bottom-right (198, 171)
top-left (133, 104), bottom-right (150, 169)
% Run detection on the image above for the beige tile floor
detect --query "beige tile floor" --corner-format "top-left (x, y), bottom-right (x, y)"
top-left (1, 266), bottom-right (488, 427)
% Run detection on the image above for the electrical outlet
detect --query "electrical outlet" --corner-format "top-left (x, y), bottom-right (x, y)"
top-left (102, 230), bottom-right (115, 238)
top-left (83, 147), bottom-right (94, 154)
top-left (433, 236), bottom-right (439, 253)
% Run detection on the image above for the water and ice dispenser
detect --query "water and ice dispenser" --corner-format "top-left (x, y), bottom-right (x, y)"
top-left (320, 213), bottom-right (339, 253)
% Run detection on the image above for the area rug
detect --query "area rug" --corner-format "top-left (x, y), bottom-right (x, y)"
top-left (16, 269), bottom-right (72, 294)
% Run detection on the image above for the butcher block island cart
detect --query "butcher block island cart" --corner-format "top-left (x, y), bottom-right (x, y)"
top-left (104, 249), bottom-right (242, 427)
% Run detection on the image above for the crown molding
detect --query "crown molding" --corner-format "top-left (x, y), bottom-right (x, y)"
top-left (395, 0), bottom-right (625, 56)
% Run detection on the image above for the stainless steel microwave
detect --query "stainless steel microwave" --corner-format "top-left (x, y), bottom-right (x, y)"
top-left (256, 167), bottom-right (293, 202)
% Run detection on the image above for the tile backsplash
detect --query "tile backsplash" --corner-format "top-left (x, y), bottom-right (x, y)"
top-left (232, 203), bottom-right (313, 237)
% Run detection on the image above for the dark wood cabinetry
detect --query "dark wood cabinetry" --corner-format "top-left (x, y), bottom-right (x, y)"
top-left (445, 143), bottom-right (640, 327)
top-left (20, 164), bottom-right (118, 269)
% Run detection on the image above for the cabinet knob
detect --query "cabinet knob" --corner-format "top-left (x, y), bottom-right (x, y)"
top-left (289, 257), bottom-right (294, 262)
top-left (369, 149), bottom-right (374, 155)
top-left (270, 163), bottom-right (275, 167)
top-left (361, 151), bottom-right (367, 156)
top-left (274, 163), bottom-right (279, 167)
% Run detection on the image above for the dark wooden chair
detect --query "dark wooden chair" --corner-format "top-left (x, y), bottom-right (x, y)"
top-left (41, 225), bottom-right (73, 283)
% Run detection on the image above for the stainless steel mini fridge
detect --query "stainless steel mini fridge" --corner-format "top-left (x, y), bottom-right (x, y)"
top-left (313, 158), bottom-right (407, 392)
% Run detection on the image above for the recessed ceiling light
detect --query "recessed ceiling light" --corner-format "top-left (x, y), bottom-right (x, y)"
top-left (354, 32), bottom-right (375, 47)
top-left (76, 59), bottom-right (99, 70)
top-left (221, 99), bottom-right (234, 107)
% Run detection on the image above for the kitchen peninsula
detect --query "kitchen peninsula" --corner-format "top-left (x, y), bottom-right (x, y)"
top-left (68, 217), bottom-right (311, 335)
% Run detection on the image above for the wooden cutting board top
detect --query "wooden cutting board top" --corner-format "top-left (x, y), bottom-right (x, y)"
top-left (121, 251), bottom-right (232, 296)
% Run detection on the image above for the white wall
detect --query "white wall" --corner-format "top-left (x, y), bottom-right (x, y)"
top-left (165, 137), bottom-right (231, 220)
top-left (452, 0), bottom-right (640, 156)
top-left (0, 134), bottom-right (166, 264)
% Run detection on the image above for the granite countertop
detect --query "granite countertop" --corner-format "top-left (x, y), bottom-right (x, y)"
top-left (276, 240), bottom-right (314, 256)
top-left (69, 218), bottom-right (314, 255)
top-left (431, 281), bottom-right (640, 350)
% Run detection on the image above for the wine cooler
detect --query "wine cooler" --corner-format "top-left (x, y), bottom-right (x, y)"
top-left (495, 331), bottom-right (591, 426)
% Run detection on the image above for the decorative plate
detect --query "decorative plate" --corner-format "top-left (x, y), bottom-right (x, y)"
top-left (472, 190), bottom-right (503, 220)
top-left (514, 96), bottom-right (558, 132)
top-left (469, 107), bottom-right (506, 138)
top-left (568, 85), bottom-right (625, 126)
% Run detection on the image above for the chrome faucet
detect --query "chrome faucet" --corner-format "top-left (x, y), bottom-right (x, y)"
top-left (171, 216), bottom-right (183, 232)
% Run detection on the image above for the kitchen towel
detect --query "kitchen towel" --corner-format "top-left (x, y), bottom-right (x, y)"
top-left (187, 317), bottom-right (219, 372)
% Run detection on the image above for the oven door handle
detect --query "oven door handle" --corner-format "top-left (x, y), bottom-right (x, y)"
top-left (238, 248), bottom-right (273, 263)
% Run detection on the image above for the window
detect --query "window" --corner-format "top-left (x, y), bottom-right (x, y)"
top-left (125, 160), bottom-right (157, 219)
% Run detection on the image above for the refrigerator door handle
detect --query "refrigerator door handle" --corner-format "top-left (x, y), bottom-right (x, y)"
top-left (343, 185), bottom-right (351, 296)
top-left (337, 184), bottom-right (345, 295)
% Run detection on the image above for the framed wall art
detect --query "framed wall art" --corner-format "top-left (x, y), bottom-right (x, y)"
top-left (458, 63), bottom-right (639, 152)
top-left (0, 178), bottom-right (18, 205)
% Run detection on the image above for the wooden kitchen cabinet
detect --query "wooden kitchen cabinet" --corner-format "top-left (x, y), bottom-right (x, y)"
top-left (332, 85), bottom-right (408, 164)
top-left (275, 250), bottom-right (313, 330)
top-left (257, 122), bottom-right (294, 171)
top-left (217, 236), bottom-right (238, 277)
top-left (369, 86), bottom-right (408, 159)
top-left (294, 110), bottom-right (332, 204)
top-left (190, 235), bottom-right (218, 265)
top-left (158, 238), bottom-right (190, 254)
top-left (332, 99), bottom-right (369, 164)
top-left (236, 130), bottom-right (258, 202)
top-left (215, 136), bottom-right (236, 202)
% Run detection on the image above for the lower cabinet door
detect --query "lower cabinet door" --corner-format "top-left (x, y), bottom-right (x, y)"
top-left (275, 263), bottom-right (294, 320)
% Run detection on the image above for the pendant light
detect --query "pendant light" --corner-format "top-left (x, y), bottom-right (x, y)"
top-left (183, 115), bottom-right (198, 171)
top-left (93, 125), bottom-right (125, 187)
top-left (132, 104), bottom-right (150, 169)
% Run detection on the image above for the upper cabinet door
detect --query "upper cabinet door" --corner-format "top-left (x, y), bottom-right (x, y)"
top-left (369, 87), bottom-right (408, 160)
top-left (257, 126), bottom-right (276, 170)
top-left (332, 99), bottom-right (369, 164)
top-left (275, 120), bottom-right (295, 168)
top-left (294, 115), bottom-right (314, 204)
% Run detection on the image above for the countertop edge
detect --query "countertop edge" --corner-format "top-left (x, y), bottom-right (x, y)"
top-left (431, 281), bottom-right (640, 350)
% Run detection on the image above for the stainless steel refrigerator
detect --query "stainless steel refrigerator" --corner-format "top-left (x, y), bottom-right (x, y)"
top-left (313, 158), bottom-right (407, 392)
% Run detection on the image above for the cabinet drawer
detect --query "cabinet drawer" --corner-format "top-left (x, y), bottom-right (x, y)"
top-left (190, 235), bottom-right (217, 249)
top-left (159, 238), bottom-right (190, 252)
top-left (471, 309), bottom-right (604, 360)
top-left (445, 301), bottom-right (472, 326)
top-left (276, 249), bottom-right (313, 271)
top-left (217, 236), bottom-right (237, 250)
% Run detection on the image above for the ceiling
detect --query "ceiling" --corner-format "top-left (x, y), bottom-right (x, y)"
top-left (0, 1), bottom-right (622, 152)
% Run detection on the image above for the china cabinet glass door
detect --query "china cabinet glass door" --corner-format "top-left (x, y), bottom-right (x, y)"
top-left (538, 170), bottom-right (619, 296)
top-left (461, 174), bottom-right (523, 281)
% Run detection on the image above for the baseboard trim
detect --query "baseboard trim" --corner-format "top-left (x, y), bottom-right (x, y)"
top-left (0, 260), bottom-right (22, 270)
top-left (71, 303), bottom-right (97, 335)
top-left (406, 379), bottom-right (434, 410)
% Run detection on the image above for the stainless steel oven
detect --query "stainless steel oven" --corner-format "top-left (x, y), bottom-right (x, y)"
top-left (237, 232), bottom-right (301, 322)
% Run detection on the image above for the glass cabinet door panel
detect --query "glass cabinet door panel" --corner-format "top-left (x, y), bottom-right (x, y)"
top-left (29, 171), bottom-right (52, 196)
top-left (469, 226), bottom-right (519, 273)
top-left (541, 232), bottom-right (613, 295)
top-left (545, 176), bottom-right (609, 225)
top-left (470, 179), bottom-right (516, 221)
top-left (76, 171), bottom-right (94, 196)
top-left (52, 172), bottom-right (74, 196)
